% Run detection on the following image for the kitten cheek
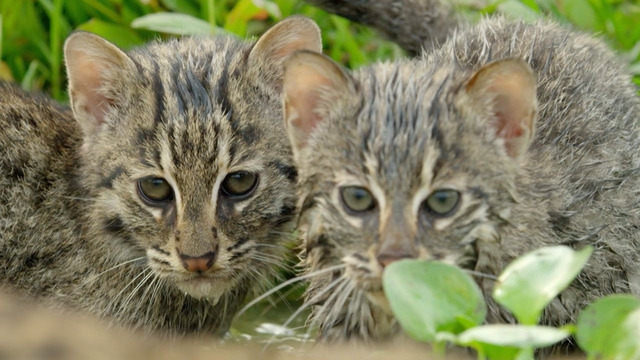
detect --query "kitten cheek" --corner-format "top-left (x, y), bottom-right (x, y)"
top-left (432, 217), bottom-right (456, 231)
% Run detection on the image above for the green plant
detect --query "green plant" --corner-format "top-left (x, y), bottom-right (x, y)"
top-left (2, 0), bottom-right (638, 102)
top-left (382, 246), bottom-right (640, 359)
top-left (0, 0), bottom-right (403, 102)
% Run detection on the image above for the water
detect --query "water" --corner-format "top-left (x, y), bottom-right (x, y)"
top-left (227, 298), bottom-right (314, 350)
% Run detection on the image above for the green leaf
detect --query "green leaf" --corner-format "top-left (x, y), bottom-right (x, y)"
top-left (328, 16), bottom-right (368, 68)
top-left (81, 0), bottom-right (123, 23)
top-left (493, 246), bottom-right (592, 325)
top-left (160, 0), bottom-right (200, 17)
top-left (458, 325), bottom-right (568, 360)
top-left (382, 260), bottom-right (486, 342)
top-left (0, 13), bottom-right (3, 61)
top-left (21, 59), bottom-right (41, 91)
top-left (252, 0), bottom-right (281, 18)
top-left (576, 294), bottom-right (640, 359)
top-left (560, 0), bottom-right (598, 31)
top-left (458, 324), bottom-right (569, 348)
top-left (224, 0), bottom-right (262, 36)
top-left (0, 62), bottom-right (13, 82)
top-left (497, 0), bottom-right (543, 23)
top-left (77, 19), bottom-right (144, 49)
top-left (476, 343), bottom-right (523, 360)
top-left (131, 12), bottom-right (216, 35)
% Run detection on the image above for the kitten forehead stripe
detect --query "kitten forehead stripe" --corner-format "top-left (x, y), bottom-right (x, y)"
top-left (152, 60), bottom-right (165, 127)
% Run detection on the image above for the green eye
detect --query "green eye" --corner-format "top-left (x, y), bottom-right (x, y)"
top-left (138, 177), bottom-right (173, 204)
top-left (340, 186), bottom-right (376, 212)
top-left (221, 171), bottom-right (258, 197)
top-left (424, 189), bottom-right (460, 216)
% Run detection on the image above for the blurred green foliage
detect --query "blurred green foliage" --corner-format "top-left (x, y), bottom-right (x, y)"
top-left (0, 0), bottom-right (639, 102)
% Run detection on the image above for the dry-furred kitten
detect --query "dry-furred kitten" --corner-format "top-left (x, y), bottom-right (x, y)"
top-left (282, 17), bottom-right (640, 342)
top-left (0, 16), bottom-right (320, 336)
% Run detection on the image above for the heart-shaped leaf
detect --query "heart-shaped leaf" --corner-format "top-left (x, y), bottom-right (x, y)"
top-left (493, 246), bottom-right (592, 325)
top-left (382, 260), bottom-right (486, 342)
top-left (131, 13), bottom-right (220, 35)
top-left (457, 324), bottom-right (569, 348)
top-left (458, 324), bottom-right (569, 360)
top-left (576, 294), bottom-right (640, 359)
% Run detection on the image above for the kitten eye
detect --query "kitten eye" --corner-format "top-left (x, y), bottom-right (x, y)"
top-left (340, 186), bottom-right (376, 212)
top-left (138, 177), bottom-right (173, 204)
top-left (424, 189), bottom-right (460, 216)
top-left (221, 171), bottom-right (258, 197)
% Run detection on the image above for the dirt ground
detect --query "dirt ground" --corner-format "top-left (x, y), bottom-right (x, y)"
top-left (0, 291), bottom-right (581, 360)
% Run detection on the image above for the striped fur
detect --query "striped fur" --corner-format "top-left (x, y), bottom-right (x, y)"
top-left (305, 0), bottom-right (461, 55)
top-left (0, 17), bottom-right (320, 336)
top-left (285, 17), bottom-right (640, 345)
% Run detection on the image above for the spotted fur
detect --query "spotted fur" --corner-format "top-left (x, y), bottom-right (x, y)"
top-left (283, 18), bottom-right (640, 343)
top-left (0, 16), bottom-right (321, 336)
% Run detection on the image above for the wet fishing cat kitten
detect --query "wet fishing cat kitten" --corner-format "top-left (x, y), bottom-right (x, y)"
top-left (282, 15), bottom-right (640, 341)
top-left (0, 16), bottom-right (320, 336)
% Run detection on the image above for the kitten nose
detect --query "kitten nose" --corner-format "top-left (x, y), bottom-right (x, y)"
top-left (179, 252), bottom-right (216, 273)
top-left (377, 253), bottom-right (415, 268)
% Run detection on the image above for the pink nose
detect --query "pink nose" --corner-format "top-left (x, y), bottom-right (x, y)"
top-left (179, 252), bottom-right (216, 273)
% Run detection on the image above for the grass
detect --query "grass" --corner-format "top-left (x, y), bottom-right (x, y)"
top-left (0, 0), bottom-right (638, 101)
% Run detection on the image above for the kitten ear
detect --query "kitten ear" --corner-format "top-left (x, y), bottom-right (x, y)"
top-left (283, 50), bottom-right (356, 153)
top-left (465, 59), bottom-right (537, 159)
top-left (64, 32), bottom-right (135, 139)
top-left (248, 16), bottom-right (322, 86)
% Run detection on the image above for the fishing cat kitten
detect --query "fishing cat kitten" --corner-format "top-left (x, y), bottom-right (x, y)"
top-left (282, 12), bottom-right (640, 341)
top-left (0, 16), bottom-right (320, 336)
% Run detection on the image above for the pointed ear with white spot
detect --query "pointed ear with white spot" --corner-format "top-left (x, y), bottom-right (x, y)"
top-left (465, 59), bottom-right (538, 159)
top-left (64, 32), bottom-right (136, 139)
top-left (283, 50), bottom-right (356, 155)
top-left (248, 16), bottom-right (322, 87)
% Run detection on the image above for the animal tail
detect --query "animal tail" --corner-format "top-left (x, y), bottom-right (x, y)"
top-left (305, 0), bottom-right (462, 55)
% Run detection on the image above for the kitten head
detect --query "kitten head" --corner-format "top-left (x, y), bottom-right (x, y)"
top-left (282, 51), bottom-right (537, 339)
top-left (64, 17), bottom-right (321, 301)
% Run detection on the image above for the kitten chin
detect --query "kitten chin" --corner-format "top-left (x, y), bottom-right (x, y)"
top-left (175, 278), bottom-right (229, 302)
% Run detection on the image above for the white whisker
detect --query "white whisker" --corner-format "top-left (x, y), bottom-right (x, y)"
top-left (61, 196), bottom-right (100, 202)
top-left (82, 256), bottom-right (146, 286)
top-left (307, 278), bottom-right (353, 334)
top-left (252, 243), bottom-right (287, 250)
top-left (121, 268), bottom-right (155, 311)
top-left (246, 267), bottom-right (299, 315)
top-left (249, 253), bottom-right (287, 265)
top-left (283, 277), bottom-right (345, 331)
top-left (344, 288), bottom-right (364, 335)
top-left (245, 268), bottom-right (281, 309)
top-left (138, 274), bottom-right (159, 313)
top-left (325, 281), bottom-right (354, 333)
top-left (145, 276), bottom-right (164, 322)
top-left (261, 276), bottom-right (346, 352)
top-left (305, 277), bottom-right (350, 340)
top-left (252, 250), bottom-right (288, 261)
top-left (464, 269), bottom-right (498, 280)
top-left (249, 254), bottom-right (293, 271)
top-left (235, 263), bottom-right (346, 319)
top-left (106, 268), bottom-right (149, 315)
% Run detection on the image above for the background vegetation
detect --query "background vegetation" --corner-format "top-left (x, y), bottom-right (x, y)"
top-left (1, 0), bottom-right (639, 103)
